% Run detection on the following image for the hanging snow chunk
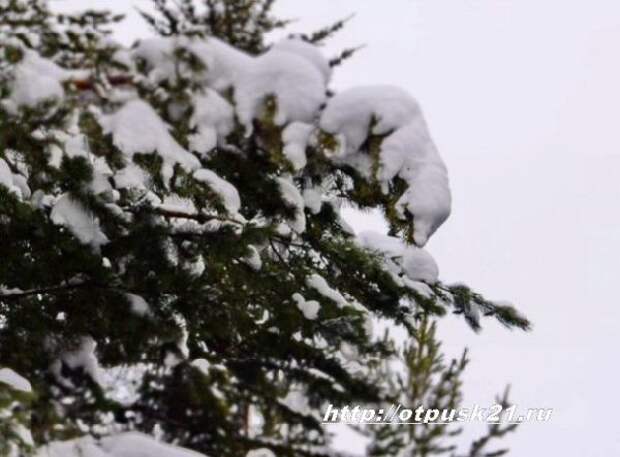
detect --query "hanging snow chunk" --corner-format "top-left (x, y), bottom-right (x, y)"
top-left (357, 231), bottom-right (439, 284)
top-left (58, 336), bottom-right (103, 386)
top-left (282, 122), bottom-right (314, 170)
top-left (320, 85), bottom-right (451, 245)
top-left (271, 38), bottom-right (332, 83)
top-left (235, 49), bottom-right (326, 132)
top-left (276, 176), bottom-right (306, 233)
top-left (0, 368), bottom-right (31, 393)
top-left (302, 186), bottom-right (323, 214)
top-left (193, 168), bottom-right (241, 214)
top-left (189, 88), bottom-right (235, 155)
top-left (50, 194), bottom-right (109, 248)
top-left (99, 99), bottom-right (201, 184)
top-left (320, 86), bottom-right (422, 155)
top-left (380, 121), bottom-right (451, 246)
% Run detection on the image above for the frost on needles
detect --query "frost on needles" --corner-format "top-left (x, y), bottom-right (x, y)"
top-left (0, 0), bottom-right (529, 456)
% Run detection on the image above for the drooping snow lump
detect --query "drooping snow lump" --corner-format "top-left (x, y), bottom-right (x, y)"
top-left (321, 85), bottom-right (451, 245)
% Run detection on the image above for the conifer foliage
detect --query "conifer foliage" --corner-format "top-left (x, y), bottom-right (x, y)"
top-left (0, 0), bottom-right (529, 456)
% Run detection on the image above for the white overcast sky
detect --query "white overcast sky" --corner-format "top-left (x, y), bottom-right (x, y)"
top-left (51, 1), bottom-right (620, 455)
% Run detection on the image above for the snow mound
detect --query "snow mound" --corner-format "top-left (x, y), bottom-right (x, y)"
top-left (99, 99), bottom-right (201, 184)
top-left (100, 432), bottom-right (208, 457)
top-left (271, 38), bottom-right (332, 83)
top-left (246, 449), bottom-right (276, 457)
top-left (8, 49), bottom-right (67, 108)
top-left (134, 36), bottom-right (251, 89)
top-left (189, 88), bottom-right (235, 155)
top-left (36, 433), bottom-right (208, 457)
top-left (235, 49), bottom-right (326, 132)
top-left (320, 86), bottom-right (421, 155)
top-left (189, 37), bottom-right (253, 91)
top-left (135, 36), bottom-right (326, 134)
top-left (36, 437), bottom-right (109, 457)
top-left (133, 37), bottom-right (177, 84)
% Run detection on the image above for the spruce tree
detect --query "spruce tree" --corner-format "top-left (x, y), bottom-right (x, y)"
top-left (367, 319), bottom-right (518, 457)
top-left (0, 0), bottom-right (529, 455)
